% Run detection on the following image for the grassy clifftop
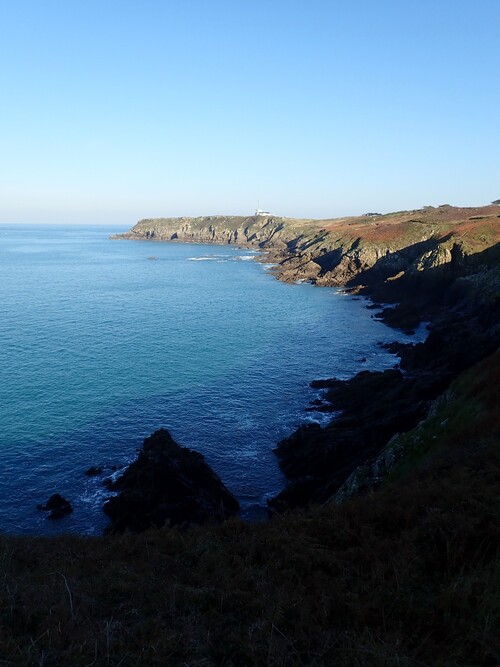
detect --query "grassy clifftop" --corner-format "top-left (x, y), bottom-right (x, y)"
top-left (113, 204), bottom-right (500, 287)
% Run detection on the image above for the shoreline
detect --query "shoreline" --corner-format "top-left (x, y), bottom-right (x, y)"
top-left (0, 211), bottom-right (497, 664)
top-left (112, 209), bottom-right (500, 513)
top-left (106, 235), bottom-right (410, 528)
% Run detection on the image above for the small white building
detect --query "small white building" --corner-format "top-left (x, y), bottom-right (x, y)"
top-left (255, 209), bottom-right (272, 216)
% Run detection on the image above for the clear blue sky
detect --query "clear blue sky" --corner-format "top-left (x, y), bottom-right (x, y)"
top-left (1, 0), bottom-right (499, 224)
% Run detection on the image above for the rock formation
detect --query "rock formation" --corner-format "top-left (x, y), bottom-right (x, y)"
top-left (37, 494), bottom-right (73, 520)
top-left (113, 204), bottom-right (500, 513)
top-left (270, 241), bottom-right (500, 510)
top-left (103, 429), bottom-right (239, 533)
top-left (111, 204), bottom-right (500, 289)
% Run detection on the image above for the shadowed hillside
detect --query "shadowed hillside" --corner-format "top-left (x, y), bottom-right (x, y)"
top-left (0, 350), bottom-right (498, 665)
top-left (270, 241), bottom-right (500, 510)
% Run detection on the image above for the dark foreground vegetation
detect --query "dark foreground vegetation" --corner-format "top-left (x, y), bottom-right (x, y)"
top-left (1, 350), bottom-right (499, 665)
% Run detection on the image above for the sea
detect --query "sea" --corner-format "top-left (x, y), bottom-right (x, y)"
top-left (0, 224), bottom-right (425, 535)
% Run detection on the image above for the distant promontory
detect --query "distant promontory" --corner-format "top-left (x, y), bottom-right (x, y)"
top-left (112, 204), bottom-right (500, 288)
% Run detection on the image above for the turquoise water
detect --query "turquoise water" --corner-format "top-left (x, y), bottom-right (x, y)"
top-left (0, 224), bottom-right (420, 534)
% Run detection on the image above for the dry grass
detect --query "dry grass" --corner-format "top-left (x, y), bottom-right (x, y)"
top-left (1, 466), bottom-right (498, 666)
top-left (320, 204), bottom-right (500, 250)
top-left (1, 479), bottom-right (498, 665)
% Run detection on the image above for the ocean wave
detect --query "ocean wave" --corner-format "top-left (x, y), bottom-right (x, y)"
top-left (303, 408), bottom-right (339, 426)
top-left (188, 255), bottom-right (257, 263)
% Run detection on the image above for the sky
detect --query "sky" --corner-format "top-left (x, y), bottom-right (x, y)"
top-left (0, 0), bottom-right (499, 225)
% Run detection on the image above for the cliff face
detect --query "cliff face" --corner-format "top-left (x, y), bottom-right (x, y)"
top-left (113, 215), bottom-right (301, 249)
top-left (333, 347), bottom-right (500, 503)
top-left (113, 205), bottom-right (500, 289)
top-left (269, 238), bottom-right (500, 511)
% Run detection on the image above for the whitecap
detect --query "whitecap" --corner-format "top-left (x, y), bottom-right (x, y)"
top-left (303, 410), bottom-right (337, 427)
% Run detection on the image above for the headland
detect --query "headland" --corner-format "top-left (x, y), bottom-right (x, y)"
top-left (111, 204), bottom-right (500, 288)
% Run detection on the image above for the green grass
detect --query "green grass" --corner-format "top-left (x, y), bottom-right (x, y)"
top-left (386, 349), bottom-right (500, 483)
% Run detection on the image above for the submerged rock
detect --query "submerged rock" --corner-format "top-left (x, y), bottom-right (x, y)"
top-left (85, 465), bottom-right (103, 476)
top-left (37, 494), bottom-right (73, 520)
top-left (103, 428), bottom-right (239, 533)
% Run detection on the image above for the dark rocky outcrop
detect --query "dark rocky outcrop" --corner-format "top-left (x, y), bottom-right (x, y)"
top-left (37, 494), bottom-right (73, 520)
top-left (85, 466), bottom-right (103, 476)
top-left (268, 369), bottom-right (443, 512)
top-left (103, 429), bottom-right (239, 533)
top-left (269, 243), bottom-right (500, 511)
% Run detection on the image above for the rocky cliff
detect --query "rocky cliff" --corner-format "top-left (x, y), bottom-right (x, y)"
top-left (113, 205), bottom-right (500, 289)
top-left (113, 214), bottom-right (305, 249)
top-left (270, 239), bottom-right (500, 510)
top-left (333, 347), bottom-right (500, 504)
top-left (114, 205), bottom-right (500, 512)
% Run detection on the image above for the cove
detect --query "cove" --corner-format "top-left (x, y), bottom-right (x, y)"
top-left (0, 224), bottom-right (422, 534)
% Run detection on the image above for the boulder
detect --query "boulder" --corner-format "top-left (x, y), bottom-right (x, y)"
top-left (85, 465), bottom-right (103, 476)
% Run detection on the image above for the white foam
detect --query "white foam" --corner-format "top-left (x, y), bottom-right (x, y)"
top-left (303, 411), bottom-right (334, 426)
top-left (80, 486), bottom-right (110, 505)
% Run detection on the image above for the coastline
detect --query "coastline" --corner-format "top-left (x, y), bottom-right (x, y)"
top-left (112, 206), bottom-right (500, 512)
top-left (0, 209), bottom-right (497, 664)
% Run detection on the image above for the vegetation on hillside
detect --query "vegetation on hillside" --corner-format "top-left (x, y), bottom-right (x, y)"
top-left (113, 204), bottom-right (500, 288)
top-left (1, 351), bottom-right (499, 666)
